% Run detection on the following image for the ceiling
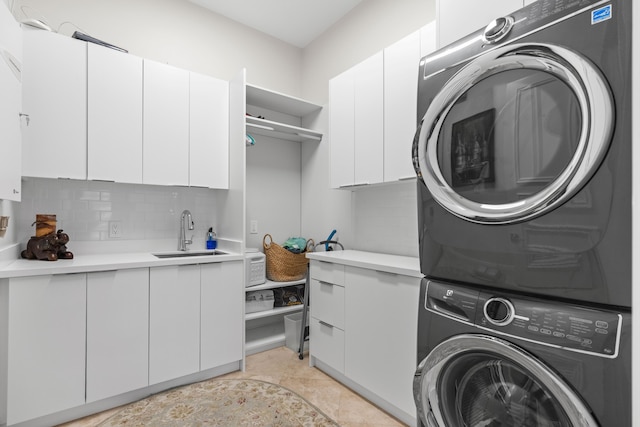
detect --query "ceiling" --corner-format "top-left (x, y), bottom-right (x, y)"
top-left (188, 0), bottom-right (363, 48)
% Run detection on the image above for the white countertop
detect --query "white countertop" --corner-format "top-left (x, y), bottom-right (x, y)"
top-left (306, 250), bottom-right (423, 278)
top-left (0, 249), bottom-right (243, 279)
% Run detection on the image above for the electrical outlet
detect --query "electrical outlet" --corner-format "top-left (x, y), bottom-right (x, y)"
top-left (109, 221), bottom-right (122, 238)
top-left (250, 220), bottom-right (258, 234)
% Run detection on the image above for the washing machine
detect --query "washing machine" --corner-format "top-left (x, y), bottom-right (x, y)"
top-left (412, 0), bottom-right (632, 308)
top-left (413, 279), bottom-right (631, 426)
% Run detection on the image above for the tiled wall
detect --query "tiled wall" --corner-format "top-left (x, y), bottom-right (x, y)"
top-left (18, 178), bottom-right (219, 246)
top-left (352, 180), bottom-right (419, 258)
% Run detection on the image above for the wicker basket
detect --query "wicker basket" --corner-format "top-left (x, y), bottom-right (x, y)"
top-left (263, 234), bottom-right (310, 282)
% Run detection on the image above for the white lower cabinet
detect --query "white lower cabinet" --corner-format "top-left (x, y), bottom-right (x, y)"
top-left (1, 261), bottom-right (243, 425)
top-left (86, 268), bottom-right (149, 402)
top-left (309, 262), bottom-right (346, 373)
top-left (309, 259), bottom-right (420, 425)
top-left (201, 261), bottom-right (243, 370)
top-left (149, 265), bottom-right (201, 385)
top-left (4, 274), bottom-right (87, 426)
top-left (344, 266), bottom-right (420, 419)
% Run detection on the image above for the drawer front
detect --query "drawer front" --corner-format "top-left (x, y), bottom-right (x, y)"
top-left (310, 278), bottom-right (345, 329)
top-left (310, 317), bottom-right (344, 373)
top-left (310, 260), bottom-right (345, 286)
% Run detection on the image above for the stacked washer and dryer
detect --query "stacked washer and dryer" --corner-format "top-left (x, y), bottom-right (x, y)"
top-left (412, 1), bottom-right (631, 426)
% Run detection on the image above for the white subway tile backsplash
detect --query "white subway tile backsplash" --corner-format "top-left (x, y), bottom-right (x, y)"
top-left (352, 180), bottom-right (419, 258)
top-left (18, 178), bottom-right (219, 249)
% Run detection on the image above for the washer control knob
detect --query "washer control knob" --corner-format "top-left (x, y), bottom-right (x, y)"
top-left (482, 16), bottom-right (515, 44)
top-left (484, 297), bottom-right (515, 326)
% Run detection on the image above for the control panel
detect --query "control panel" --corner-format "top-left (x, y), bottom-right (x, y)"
top-left (425, 280), bottom-right (622, 357)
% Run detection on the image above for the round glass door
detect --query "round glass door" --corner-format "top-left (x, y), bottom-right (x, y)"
top-left (415, 43), bottom-right (613, 224)
top-left (413, 335), bottom-right (598, 427)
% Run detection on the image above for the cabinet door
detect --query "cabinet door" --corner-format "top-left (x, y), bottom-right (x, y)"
top-left (87, 44), bottom-right (143, 183)
top-left (22, 28), bottom-right (87, 179)
top-left (143, 59), bottom-right (189, 186)
top-left (86, 268), bottom-right (149, 402)
top-left (6, 274), bottom-right (86, 425)
top-left (329, 67), bottom-right (355, 189)
top-left (149, 265), bottom-right (200, 384)
top-left (310, 278), bottom-right (345, 329)
top-left (200, 261), bottom-right (243, 370)
top-left (190, 72), bottom-right (229, 189)
top-left (344, 267), bottom-right (420, 418)
top-left (420, 21), bottom-right (437, 59)
top-left (309, 317), bottom-right (345, 373)
top-left (354, 51), bottom-right (384, 185)
top-left (0, 2), bottom-right (21, 200)
top-left (384, 31), bottom-right (421, 182)
top-left (437, 0), bottom-right (524, 48)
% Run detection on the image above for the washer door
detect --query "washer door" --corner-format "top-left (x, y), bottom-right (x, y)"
top-left (414, 43), bottom-right (613, 224)
top-left (413, 334), bottom-right (598, 427)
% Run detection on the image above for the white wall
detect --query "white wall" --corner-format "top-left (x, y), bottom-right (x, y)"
top-left (300, 0), bottom-right (434, 257)
top-left (18, 178), bottom-right (219, 251)
top-left (11, 0), bottom-right (303, 96)
top-left (2, 0), bottom-right (436, 258)
top-left (302, 0), bottom-right (435, 104)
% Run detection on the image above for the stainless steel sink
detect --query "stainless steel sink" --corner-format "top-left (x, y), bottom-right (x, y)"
top-left (153, 250), bottom-right (227, 259)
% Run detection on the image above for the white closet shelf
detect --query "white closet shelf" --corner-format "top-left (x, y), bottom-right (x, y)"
top-left (246, 84), bottom-right (321, 117)
top-left (246, 116), bottom-right (322, 143)
top-left (247, 278), bottom-right (306, 292)
top-left (245, 304), bottom-right (303, 321)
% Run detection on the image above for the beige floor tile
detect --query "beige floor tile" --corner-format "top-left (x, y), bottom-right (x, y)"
top-left (56, 347), bottom-right (409, 427)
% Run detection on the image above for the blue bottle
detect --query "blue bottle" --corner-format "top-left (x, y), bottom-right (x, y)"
top-left (206, 227), bottom-right (217, 250)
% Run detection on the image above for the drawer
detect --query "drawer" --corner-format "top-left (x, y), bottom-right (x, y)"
top-left (309, 317), bottom-right (344, 374)
top-left (310, 278), bottom-right (345, 329)
top-left (310, 260), bottom-right (345, 286)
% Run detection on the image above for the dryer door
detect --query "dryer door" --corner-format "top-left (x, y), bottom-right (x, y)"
top-left (414, 43), bottom-right (613, 224)
top-left (413, 334), bottom-right (598, 427)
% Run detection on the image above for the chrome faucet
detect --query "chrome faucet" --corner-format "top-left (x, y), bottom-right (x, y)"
top-left (178, 209), bottom-right (194, 251)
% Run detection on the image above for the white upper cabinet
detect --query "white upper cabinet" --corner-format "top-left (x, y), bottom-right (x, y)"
top-left (143, 59), bottom-right (190, 186)
top-left (329, 52), bottom-right (383, 188)
top-left (436, 0), bottom-right (524, 48)
top-left (189, 71), bottom-right (229, 189)
top-left (22, 28), bottom-right (87, 179)
top-left (354, 51), bottom-right (384, 186)
top-left (329, 67), bottom-right (355, 189)
top-left (420, 21), bottom-right (437, 60)
top-left (0, 1), bottom-right (21, 200)
top-left (331, 23), bottom-right (436, 188)
top-left (383, 30), bottom-right (421, 182)
top-left (87, 44), bottom-right (143, 184)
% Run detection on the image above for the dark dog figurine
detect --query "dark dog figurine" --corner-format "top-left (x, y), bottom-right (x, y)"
top-left (21, 229), bottom-right (74, 261)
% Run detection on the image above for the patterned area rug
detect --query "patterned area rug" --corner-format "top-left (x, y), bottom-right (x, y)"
top-left (97, 378), bottom-right (339, 426)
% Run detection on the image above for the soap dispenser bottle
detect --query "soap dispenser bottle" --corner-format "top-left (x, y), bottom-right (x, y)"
top-left (206, 227), bottom-right (217, 250)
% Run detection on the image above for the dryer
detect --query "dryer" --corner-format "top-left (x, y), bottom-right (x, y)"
top-left (412, 0), bottom-right (632, 307)
top-left (413, 279), bottom-right (631, 427)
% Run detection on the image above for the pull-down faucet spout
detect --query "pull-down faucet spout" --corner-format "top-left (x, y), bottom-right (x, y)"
top-left (178, 209), bottom-right (194, 251)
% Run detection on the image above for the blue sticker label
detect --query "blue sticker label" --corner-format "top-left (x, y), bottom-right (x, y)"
top-left (591, 4), bottom-right (612, 24)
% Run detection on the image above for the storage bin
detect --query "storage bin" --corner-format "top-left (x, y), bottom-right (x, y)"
top-left (245, 289), bottom-right (274, 314)
top-left (284, 312), bottom-right (308, 352)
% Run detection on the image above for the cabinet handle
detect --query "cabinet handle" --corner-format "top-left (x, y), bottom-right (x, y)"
top-left (375, 270), bottom-right (398, 276)
top-left (339, 182), bottom-right (370, 188)
top-left (319, 320), bottom-right (334, 329)
top-left (398, 176), bottom-right (416, 181)
top-left (19, 113), bottom-right (30, 126)
top-left (318, 280), bottom-right (335, 287)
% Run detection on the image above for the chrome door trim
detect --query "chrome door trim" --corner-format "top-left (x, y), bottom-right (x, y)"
top-left (413, 334), bottom-right (599, 427)
top-left (417, 43), bottom-right (613, 224)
